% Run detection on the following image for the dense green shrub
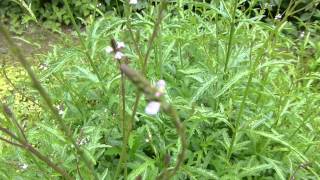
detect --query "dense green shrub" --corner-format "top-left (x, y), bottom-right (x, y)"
top-left (1, 0), bottom-right (320, 179)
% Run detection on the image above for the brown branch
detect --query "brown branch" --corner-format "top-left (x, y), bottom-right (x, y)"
top-left (2, 104), bottom-right (28, 142)
top-left (0, 136), bottom-right (24, 148)
top-left (0, 124), bottom-right (73, 179)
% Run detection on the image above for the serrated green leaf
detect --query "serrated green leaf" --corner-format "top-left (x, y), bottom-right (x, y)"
top-left (214, 71), bottom-right (248, 98)
top-left (128, 161), bottom-right (152, 180)
top-left (183, 165), bottom-right (219, 179)
top-left (239, 164), bottom-right (273, 177)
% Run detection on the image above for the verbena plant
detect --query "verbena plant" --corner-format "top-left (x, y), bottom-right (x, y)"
top-left (0, 0), bottom-right (319, 179)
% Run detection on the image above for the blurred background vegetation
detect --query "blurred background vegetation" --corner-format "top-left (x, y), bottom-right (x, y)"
top-left (1, 0), bottom-right (319, 33)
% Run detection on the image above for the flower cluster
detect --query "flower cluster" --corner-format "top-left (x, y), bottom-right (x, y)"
top-left (145, 80), bottom-right (166, 115)
top-left (105, 41), bottom-right (125, 60)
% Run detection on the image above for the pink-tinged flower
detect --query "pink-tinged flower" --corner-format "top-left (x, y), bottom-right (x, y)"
top-left (145, 101), bottom-right (161, 115)
top-left (115, 51), bottom-right (124, 60)
top-left (155, 79), bottom-right (166, 97)
top-left (117, 42), bottom-right (125, 49)
top-left (105, 46), bottom-right (113, 53)
top-left (129, 0), bottom-right (138, 4)
top-left (156, 80), bottom-right (166, 91)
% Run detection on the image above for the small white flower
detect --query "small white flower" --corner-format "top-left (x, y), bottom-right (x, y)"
top-left (78, 137), bottom-right (89, 146)
top-left (129, 0), bottom-right (138, 4)
top-left (156, 80), bottom-right (166, 88)
top-left (20, 163), bottom-right (28, 170)
top-left (300, 31), bottom-right (305, 38)
top-left (115, 51), bottom-right (124, 60)
top-left (58, 110), bottom-right (64, 115)
top-left (105, 46), bottom-right (113, 54)
top-left (145, 101), bottom-right (161, 115)
top-left (39, 63), bottom-right (48, 71)
top-left (55, 104), bottom-right (65, 116)
top-left (145, 138), bottom-right (149, 142)
top-left (117, 42), bottom-right (125, 49)
top-left (275, 14), bottom-right (282, 20)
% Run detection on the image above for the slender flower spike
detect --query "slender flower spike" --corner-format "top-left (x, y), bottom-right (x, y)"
top-left (129, 0), bottom-right (138, 4)
top-left (145, 101), bottom-right (161, 115)
top-left (105, 46), bottom-right (113, 54)
top-left (115, 51), bottom-right (124, 60)
top-left (117, 42), bottom-right (125, 49)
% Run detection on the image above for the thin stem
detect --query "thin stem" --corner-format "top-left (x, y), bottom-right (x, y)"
top-left (121, 70), bottom-right (127, 178)
top-left (62, 0), bottom-right (103, 87)
top-left (115, 0), bottom-right (120, 15)
top-left (114, 2), bottom-right (168, 178)
top-left (53, 74), bottom-right (86, 118)
top-left (158, 105), bottom-right (187, 180)
top-left (125, 7), bottom-right (144, 68)
top-left (142, 1), bottom-right (167, 74)
top-left (303, 135), bottom-right (318, 154)
top-left (223, 0), bottom-right (238, 76)
top-left (114, 63), bottom-right (127, 179)
top-left (227, 42), bottom-right (260, 161)
top-left (0, 136), bottom-right (24, 148)
top-left (76, 158), bottom-right (84, 180)
top-left (23, 142), bottom-right (73, 179)
top-left (0, 23), bottom-right (97, 179)
top-left (127, 0), bottom-right (168, 141)
top-left (255, 0), bottom-right (297, 106)
top-left (289, 112), bottom-right (313, 140)
top-left (1, 104), bottom-right (28, 142)
top-left (92, 0), bottom-right (98, 22)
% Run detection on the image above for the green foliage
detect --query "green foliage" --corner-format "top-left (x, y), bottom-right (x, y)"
top-left (1, 0), bottom-right (320, 179)
top-left (0, 0), bottom-right (120, 33)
